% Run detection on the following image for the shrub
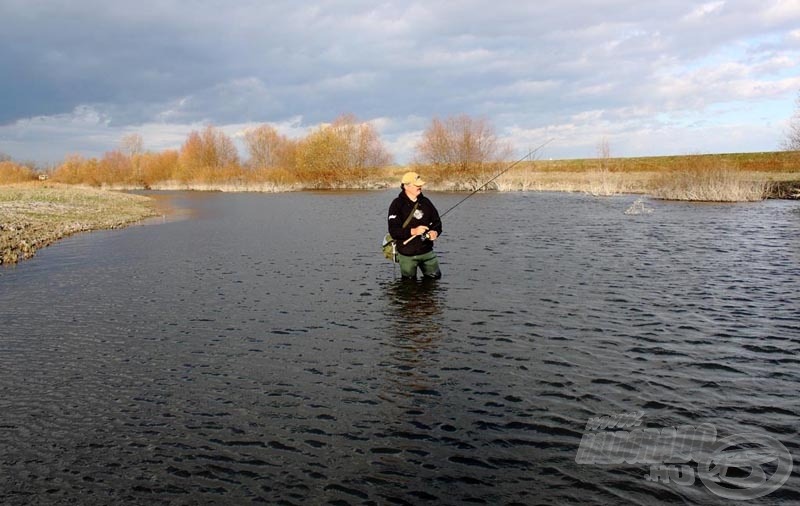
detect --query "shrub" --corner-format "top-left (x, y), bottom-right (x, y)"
top-left (139, 150), bottom-right (179, 186)
top-left (243, 124), bottom-right (296, 170)
top-left (0, 161), bottom-right (36, 184)
top-left (414, 115), bottom-right (511, 188)
top-left (651, 158), bottom-right (769, 201)
top-left (178, 125), bottom-right (239, 182)
top-left (52, 155), bottom-right (93, 185)
top-left (294, 114), bottom-right (392, 187)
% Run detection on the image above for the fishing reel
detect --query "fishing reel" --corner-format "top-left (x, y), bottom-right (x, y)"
top-left (421, 231), bottom-right (432, 241)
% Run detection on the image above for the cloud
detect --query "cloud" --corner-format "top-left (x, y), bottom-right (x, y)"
top-left (761, 0), bottom-right (800, 24)
top-left (1, 0), bottom-right (799, 164)
top-left (0, 104), bottom-right (301, 162)
top-left (683, 1), bottom-right (726, 22)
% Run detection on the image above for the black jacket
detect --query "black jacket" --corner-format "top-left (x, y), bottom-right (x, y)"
top-left (387, 191), bottom-right (443, 256)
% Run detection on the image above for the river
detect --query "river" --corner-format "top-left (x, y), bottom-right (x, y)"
top-left (1, 190), bottom-right (798, 505)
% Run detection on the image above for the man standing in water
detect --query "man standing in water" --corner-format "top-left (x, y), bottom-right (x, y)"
top-left (387, 172), bottom-right (443, 280)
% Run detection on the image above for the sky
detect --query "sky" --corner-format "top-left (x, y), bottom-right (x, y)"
top-left (1, 0), bottom-right (800, 165)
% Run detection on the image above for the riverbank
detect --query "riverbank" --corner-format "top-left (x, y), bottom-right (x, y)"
top-left (425, 152), bottom-right (800, 200)
top-left (38, 150), bottom-right (800, 200)
top-left (94, 170), bottom-right (800, 200)
top-left (0, 183), bottom-right (158, 265)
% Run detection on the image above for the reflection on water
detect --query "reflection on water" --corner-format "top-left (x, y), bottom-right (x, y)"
top-left (386, 279), bottom-right (444, 341)
top-left (1, 190), bottom-right (799, 505)
top-left (381, 279), bottom-right (445, 403)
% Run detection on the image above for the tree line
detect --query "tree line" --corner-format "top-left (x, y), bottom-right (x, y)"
top-left (3, 96), bottom-right (799, 187)
top-left (1, 114), bottom-right (512, 188)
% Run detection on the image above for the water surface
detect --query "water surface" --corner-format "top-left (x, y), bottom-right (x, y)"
top-left (1, 190), bottom-right (798, 505)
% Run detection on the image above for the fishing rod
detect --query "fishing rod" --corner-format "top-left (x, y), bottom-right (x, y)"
top-left (403, 138), bottom-right (553, 245)
top-left (439, 138), bottom-right (553, 220)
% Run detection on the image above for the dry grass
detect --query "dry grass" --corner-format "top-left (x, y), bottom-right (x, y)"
top-left (411, 151), bottom-right (798, 201)
top-left (102, 180), bottom-right (303, 192)
top-left (492, 169), bottom-right (652, 195)
top-left (527, 150), bottom-right (800, 174)
top-left (649, 166), bottom-right (769, 201)
top-left (0, 182), bottom-right (157, 265)
top-left (646, 156), bottom-right (773, 202)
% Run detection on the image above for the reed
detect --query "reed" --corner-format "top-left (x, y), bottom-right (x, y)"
top-left (491, 169), bottom-right (652, 194)
top-left (528, 151), bottom-right (800, 174)
top-left (649, 162), bottom-right (770, 202)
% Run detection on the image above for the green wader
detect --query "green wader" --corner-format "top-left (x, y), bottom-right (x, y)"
top-left (397, 251), bottom-right (441, 280)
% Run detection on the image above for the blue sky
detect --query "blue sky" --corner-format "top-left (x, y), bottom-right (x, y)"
top-left (1, 0), bottom-right (799, 165)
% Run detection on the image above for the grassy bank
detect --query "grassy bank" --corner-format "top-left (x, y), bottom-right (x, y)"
top-left (10, 150), bottom-right (800, 201)
top-left (477, 151), bottom-right (800, 201)
top-left (101, 153), bottom-right (800, 201)
top-left (0, 183), bottom-right (158, 265)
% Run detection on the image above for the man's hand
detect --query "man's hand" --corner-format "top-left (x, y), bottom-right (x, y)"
top-left (427, 231), bottom-right (438, 240)
top-left (411, 225), bottom-right (429, 236)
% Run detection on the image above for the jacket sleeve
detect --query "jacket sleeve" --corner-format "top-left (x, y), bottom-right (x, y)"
top-left (427, 199), bottom-right (443, 235)
top-left (388, 199), bottom-right (412, 241)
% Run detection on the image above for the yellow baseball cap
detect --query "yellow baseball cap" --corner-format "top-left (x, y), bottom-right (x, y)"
top-left (401, 171), bottom-right (426, 186)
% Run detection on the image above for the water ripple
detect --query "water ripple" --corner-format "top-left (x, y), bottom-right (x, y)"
top-left (1, 192), bottom-right (798, 504)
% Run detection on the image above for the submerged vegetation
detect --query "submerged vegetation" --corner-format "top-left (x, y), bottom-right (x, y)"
top-left (0, 183), bottom-right (157, 265)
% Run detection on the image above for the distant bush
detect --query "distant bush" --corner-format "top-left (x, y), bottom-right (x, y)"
top-left (294, 114), bottom-right (392, 187)
top-left (414, 115), bottom-right (511, 189)
top-left (138, 150), bottom-right (179, 187)
top-left (651, 158), bottom-right (769, 202)
top-left (178, 126), bottom-right (239, 183)
top-left (51, 155), bottom-right (93, 185)
top-left (243, 125), bottom-right (296, 171)
top-left (30, 115), bottom-right (515, 190)
top-left (99, 150), bottom-right (135, 185)
top-left (0, 161), bottom-right (36, 183)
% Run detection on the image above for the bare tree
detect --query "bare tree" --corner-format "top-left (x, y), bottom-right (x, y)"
top-left (243, 124), bottom-right (293, 169)
top-left (597, 137), bottom-right (611, 170)
top-left (783, 91), bottom-right (800, 151)
top-left (120, 133), bottom-right (144, 157)
top-left (414, 115), bottom-right (511, 187)
top-left (120, 133), bottom-right (144, 183)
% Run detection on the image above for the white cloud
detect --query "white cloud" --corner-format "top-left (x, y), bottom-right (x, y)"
top-left (304, 72), bottom-right (379, 93)
top-left (762, 0), bottom-right (800, 24)
top-left (491, 80), bottom-right (562, 97)
top-left (683, 1), bottom-right (726, 22)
